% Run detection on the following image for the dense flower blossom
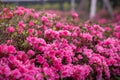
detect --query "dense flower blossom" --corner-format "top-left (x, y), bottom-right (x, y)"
top-left (0, 6), bottom-right (120, 80)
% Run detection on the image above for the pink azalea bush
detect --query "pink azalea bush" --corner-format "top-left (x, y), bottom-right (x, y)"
top-left (0, 6), bottom-right (120, 80)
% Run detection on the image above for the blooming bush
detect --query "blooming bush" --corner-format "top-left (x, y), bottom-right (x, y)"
top-left (0, 6), bottom-right (120, 80)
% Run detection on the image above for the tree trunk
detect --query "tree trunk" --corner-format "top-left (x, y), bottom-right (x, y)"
top-left (71, 0), bottom-right (75, 12)
top-left (89, 0), bottom-right (97, 19)
top-left (103, 0), bottom-right (113, 16)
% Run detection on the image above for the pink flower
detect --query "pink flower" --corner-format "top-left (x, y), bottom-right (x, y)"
top-left (16, 51), bottom-right (28, 63)
top-left (56, 22), bottom-right (62, 28)
top-left (59, 30), bottom-right (71, 37)
top-left (80, 33), bottom-right (93, 41)
top-left (61, 65), bottom-right (73, 78)
top-left (1, 65), bottom-right (11, 77)
top-left (7, 45), bottom-right (16, 54)
top-left (41, 16), bottom-right (48, 23)
top-left (63, 25), bottom-right (72, 30)
top-left (53, 58), bottom-right (62, 70)
top-left (72, 31), bottom-right (78, 38)
top-left (112, 68), bottom-right (120, 76)
top-left (72, 12), bottom-right (78, 19)
top-left (33, 13), bottom-right (39, 19)
top-left (106, 58), bottom-right (116, 66)
top-left (6, 40), bottom-right (13, 44)
top-left (37, 30), bottom-right (42, 35)
top-left (28, 28), bottom-right (34, 36)
top-left (27, 50), bottom-right (35, 56)
top-left (6, 26), bottom-right (15, 33)
top-left (18, 28), bottom-right (23, 34)
top-left (29, 21), bottom-right (34, 27)
top-left (43, 67), bottom-right (56, 79)
top-left (3, 8), bottom-right (8, 12)
top-left (44, 29), bottom-right (59, 39)
top-left (11, 69), bottom-right (21, 79)
top-left (0, 44), bottom-right (8, 54)
top-left (26, 37), bottom-right (46, 45)
top-left (8, 11), bottom-right (13, 18)
top-left (95, 45), bottom-right (104, 53)
top-left (98, 19), bottom-right (106, 24)
top-left (18, 21), bottom-right (25, 29)
top-left (0, 45), bottom-right (16, 54)
top-left (15, 7), bottom-right (24, 16)
top-left (70, 43), bottom-right (76, 50)
top-left (103, 62), bottom-right (110, 80)
top-left (83, 48), bottom-right (93, 58)
top-left (36, 55), bottom-right (45, 64)
top-left (36, 74), bottom-right (43, 80)
top-left (77, 54), bottom-right (83, 59)
top-left (105, 27), bottom-right (111, 32)
top-left (89, 54), bottom-right (103, 65)
top-left (22, 74), bottom-right (35, 80)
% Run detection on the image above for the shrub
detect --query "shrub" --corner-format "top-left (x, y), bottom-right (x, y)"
top-left (0, 6), bottom-right (120, 80)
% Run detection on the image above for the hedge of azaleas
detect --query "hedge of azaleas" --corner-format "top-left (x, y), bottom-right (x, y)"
top-left (0, 6), bottom-right (120, 80)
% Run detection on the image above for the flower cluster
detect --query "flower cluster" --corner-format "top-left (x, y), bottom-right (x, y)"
top-left (0, 6), bottom-right (120, 80)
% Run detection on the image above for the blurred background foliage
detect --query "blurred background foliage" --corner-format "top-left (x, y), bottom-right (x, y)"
top-left (0, 0), bottom-right (120, 20)
top-left (1, 0), bottom-right (80, 11)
